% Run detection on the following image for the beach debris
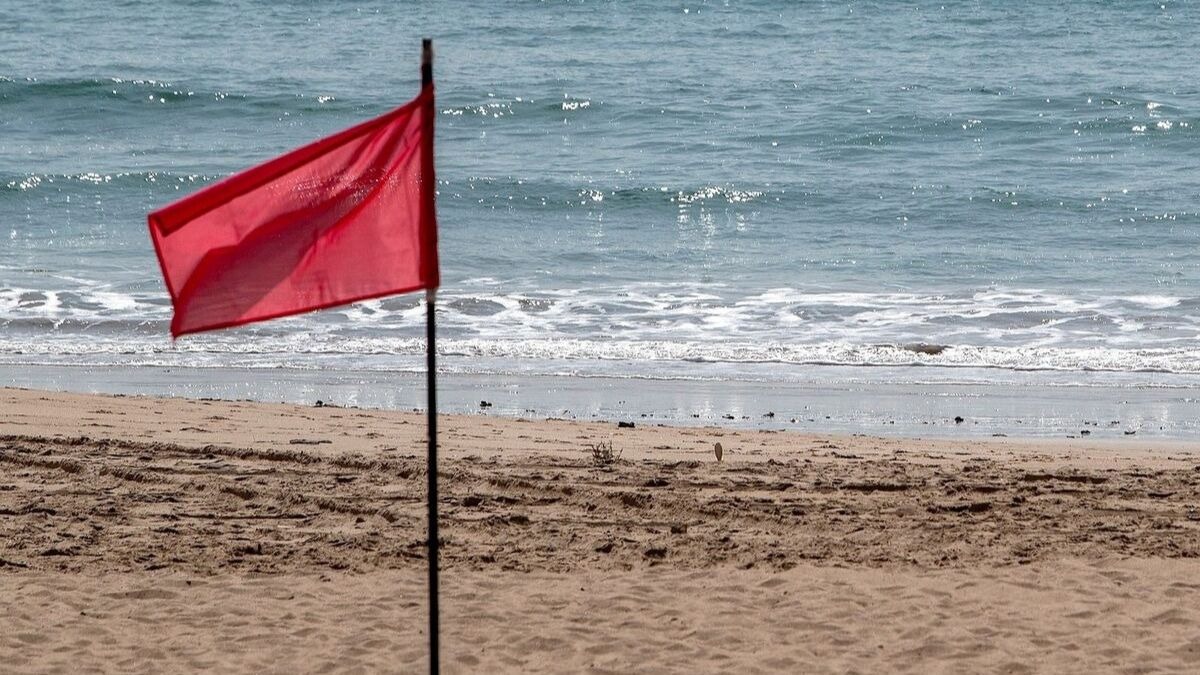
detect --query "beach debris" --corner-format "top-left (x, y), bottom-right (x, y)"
top-left (763, 411), bottom-right (775, 418)
top-left (233, 542), bottom-right (264, 556)
top-left (594, 540), bottom-right (615, 554)
top-left (670, 523), bottom-right (688, 535)
top-left (1021, 472), bottom-right (1107, 485)
top-left (588, 439), bottom-right (621, 466)
top-left (904, 342), bottom-right (947, 355)
top-left (617, 421), bottom-right (635, 429)
top-left (841, 481), bottom-right (910, 493)
top-left (41, 546), bottom-right (78, 557)
top-left (929, 501), bottom-right (992, 514)
top-left (714, 442), bottom-right (723, 462)
top-left (644, 477), bottom-right (669, 488)
top-left (954, 416), bottom-right (965, 424)
top-left (479, 400), bottom-right (492, 408)
top-left (314, 400), bottom-right (324, 407)
top-left (643, 546), bottom-right (668, 559)
top-left (1124, 430), bottom-right (1137, 435)
top-left (616, 492), bottom-right (650, 508)
top-left (1080, 429), bottom-right (1091, 436)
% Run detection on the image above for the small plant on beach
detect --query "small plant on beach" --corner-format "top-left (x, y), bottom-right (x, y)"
top-left (587, 439), bottom-right (622, 466)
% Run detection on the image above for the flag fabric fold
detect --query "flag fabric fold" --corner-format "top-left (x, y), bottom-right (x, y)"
top-left (148, 84), bottom-right (439, 337)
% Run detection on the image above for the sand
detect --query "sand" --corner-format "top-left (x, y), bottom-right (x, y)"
top-left (2, 386), bottom-right (1200, 673)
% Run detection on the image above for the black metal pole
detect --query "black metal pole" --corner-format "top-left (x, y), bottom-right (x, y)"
top-left (421, 38), bottom-right (440, 675)
top-left (426, 288), bottom-right (439, 675)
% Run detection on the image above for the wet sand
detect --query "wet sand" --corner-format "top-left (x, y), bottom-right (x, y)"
top-left (2, 387), bottom-right (1199, 673)
top-left (6, 363), bottom-right (1199, 439)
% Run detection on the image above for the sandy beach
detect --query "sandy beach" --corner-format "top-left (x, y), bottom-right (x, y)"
top-left (2, 386), bottom-right (1199, 673)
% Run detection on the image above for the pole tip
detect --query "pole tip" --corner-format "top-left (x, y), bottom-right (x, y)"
top-left (421, 39), bottom-right (433, 85)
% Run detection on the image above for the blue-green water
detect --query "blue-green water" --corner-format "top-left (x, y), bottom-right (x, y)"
top-left (4, 1), bottom-right (1200, 386)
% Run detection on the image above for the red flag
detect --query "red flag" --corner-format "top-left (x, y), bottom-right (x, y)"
top-left (148, 84), bottom-right (439, 337)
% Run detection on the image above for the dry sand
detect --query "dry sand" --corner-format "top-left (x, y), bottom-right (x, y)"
top-left (2, 386), bottom-right (1199, 673)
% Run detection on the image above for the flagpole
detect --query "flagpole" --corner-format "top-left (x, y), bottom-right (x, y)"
top-left (421, 38), bottom-right (440, 675)
top-left (426, 286), bottom-right (439, 675)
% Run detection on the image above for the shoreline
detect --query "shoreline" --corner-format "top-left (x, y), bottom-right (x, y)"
top-left (5, 362), bottom-right (1200, 439)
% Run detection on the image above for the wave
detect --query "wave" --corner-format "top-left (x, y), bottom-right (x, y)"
top-left (1, 77), bottom-right (604, 125)
top-left (4, 283), bottom-right (1199, 349)
top-left (4, 335), bottom-right (1200, 376)
top-left (440, 176), bottom-right (774, 212)
top-left (1, 170), bottom-right (221, 194)
top-left (439, 94), bottom-right (597, 119)
top-left (0, 75), bottom-right (357, 112)
top-left (0, 166), bottom-right (776, 211)
top-left (7, 76), bottom-right (1191, 154)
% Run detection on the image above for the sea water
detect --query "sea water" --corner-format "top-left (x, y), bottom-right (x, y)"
top-left (4, 1), bottom-right (1200, 434)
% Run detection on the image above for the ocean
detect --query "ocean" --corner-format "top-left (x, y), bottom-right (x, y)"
top-left (4, 1), bottom-right (1200, 435)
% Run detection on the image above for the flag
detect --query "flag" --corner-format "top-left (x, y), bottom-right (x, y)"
top-left (148, 84), bottom-right (439, 337)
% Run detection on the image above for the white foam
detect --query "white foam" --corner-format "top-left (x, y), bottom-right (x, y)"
top-left (90, 291), bottom-right (139, 311)
top-left (1124, 294), bottom-right (1181, 309)
top-left (5, 334), bottom-right (1200, 377)
top-left (4, 282), bottom-right (1200, 376)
